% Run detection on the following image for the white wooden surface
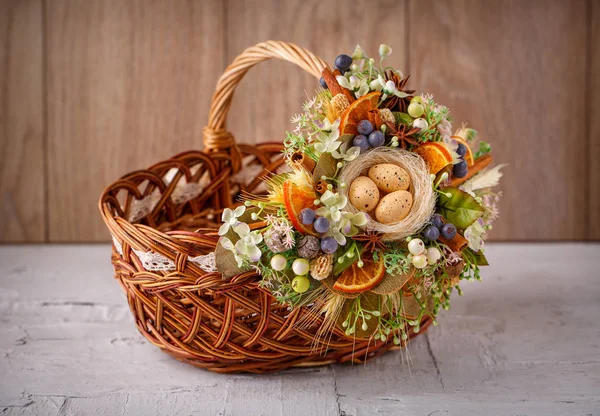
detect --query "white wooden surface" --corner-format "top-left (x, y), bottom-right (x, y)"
top-left (0, 244), bottom-right (599, 416)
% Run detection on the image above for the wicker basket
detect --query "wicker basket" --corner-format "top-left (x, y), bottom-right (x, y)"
top-left (99, 41), bottom-right (430, 373)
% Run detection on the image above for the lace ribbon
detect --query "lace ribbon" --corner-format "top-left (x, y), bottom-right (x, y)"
top-left (112, 236), bottom-right (217, 273)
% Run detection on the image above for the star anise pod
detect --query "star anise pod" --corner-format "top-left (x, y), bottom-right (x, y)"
top-left (382, 71), bottom-right (415, 112)
top-left (386, 122), bottom-right (421, 149)
top-left (353, 230), bottom-right (386, 253)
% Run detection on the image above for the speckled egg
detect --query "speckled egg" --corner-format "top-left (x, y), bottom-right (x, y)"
top-left (375, 190), bottom-right (413, 224)
top-left (349, 176), bottom-right (380, 212)
top-left (368, 163), bottom-right (411, 193)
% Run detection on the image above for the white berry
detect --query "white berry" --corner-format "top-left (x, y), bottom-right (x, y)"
top-left (426, 247), bottom-right (442, 265)
top-left (292, 258), bottom-right (310, 276)
top-left (408, 238), bottom-right (425, 255)
top-left (270, 254), bottom-right (287, 271)
top-left (412, 254), bottom-right (428, 269)
top-left (413, 118), bottom-right (428, 131)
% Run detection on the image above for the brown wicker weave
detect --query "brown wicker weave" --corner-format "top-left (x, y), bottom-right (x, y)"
top-left (99, 41), bottom-right (430, 373)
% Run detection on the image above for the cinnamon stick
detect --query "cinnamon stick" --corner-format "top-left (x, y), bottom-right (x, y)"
top-left (291, 151), bottom-right (316, 173)
top-left (314, 179), bottom-right (328, 195)
top-left (449, 154), bottom-right (493, 187)
top-left (321, 68), bottom-right (355, 104)
top-left (439, 233), bottom-right (468, 253)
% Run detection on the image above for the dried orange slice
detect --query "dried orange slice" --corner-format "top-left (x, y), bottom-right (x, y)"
top-left (339, 92), bottom-right (381, 135)
top-left (333, 256), bottom-right (386, 294)
top-left (452, 135), bottom-right (475, 166)
top-left (414, 142), bottom-right (453, 174)
top-left (282, 180), bottom-right (318, 235)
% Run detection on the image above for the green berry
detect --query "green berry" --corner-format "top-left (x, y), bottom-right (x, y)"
top-left (407, 102), bottom-right (424, 118)
top-left (291, 275), bottom-right (310, 293)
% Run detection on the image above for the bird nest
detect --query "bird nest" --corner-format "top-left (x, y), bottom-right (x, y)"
top-left (338, 147), bottom-right (436, 241)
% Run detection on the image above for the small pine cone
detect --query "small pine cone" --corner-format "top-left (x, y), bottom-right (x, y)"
top-left (310, 254), bottom-right (333, 281)
top-left (264, 229), bottom-right (288, 253)
top-left (297, 235), bottom-right (321, 259)
top-left (331, 94), bottom-right (350, 116)
top-left (379, 108), bottom-right (395, 125)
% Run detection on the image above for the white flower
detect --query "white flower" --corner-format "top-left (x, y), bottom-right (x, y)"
top-left (314, 128), bottom-right (341, 154)
top-left (331, 144), bottom-right (361, 162)
top-left (218, 206), bottom-right (246, 236)
top-left (464, 219), bottom-right (486, 252)
top-left (315, 117), bottom-right (335, 132)
top-left (341, 212), bottom-right (368, 235)
top-left (234, 223), bottom-right (263, 263)
top-left (316, 190), bottom-right (348, 223)
top-left (369, 75), bottom-right (409, 101)
top-left (220, 222), bottom-right (264, 267)
top-left (378, 44), bottom-right (392, 58)
top-left (352, 44), bottom-right (365, 60)
top-left (336, 75), bottom-right (370, 98)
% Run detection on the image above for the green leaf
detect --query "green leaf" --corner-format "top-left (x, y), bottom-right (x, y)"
top-left (464, 248), bottom-right (489, 266)
top-left (215, 230), bottom-right (249, 279)
top-left (336, 293), bottom-right (382, 339)
top-left (475, 141), bottom-right (491, 159)
top-left (464, 128), bottom-right (477, 142)
top-left (237, 206), bottom-right (262, 224)
top-left (333, 245), bottom-right (364, 276)
top-left (437, 187), bottom-right (485, 230)
top-left (312, 153), bottom-right (337, 182)
top-left (393, 112), bottom-right (413, 126)
top-left (339, 133), bottom-right (355, 144)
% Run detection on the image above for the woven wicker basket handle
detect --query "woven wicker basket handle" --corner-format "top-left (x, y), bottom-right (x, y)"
top-left (203, 41), bottom-right (328, 170)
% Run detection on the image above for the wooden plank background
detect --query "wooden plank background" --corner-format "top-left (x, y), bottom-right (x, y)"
top-left (0, 0), bottom-right (597, 242)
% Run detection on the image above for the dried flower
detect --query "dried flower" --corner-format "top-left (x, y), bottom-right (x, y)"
top-left (437, 118), bottom-right (453, 142)
top-left (379, 108), bottom-right (395, 125)
top-left (331, 94), bottom-right (350, 116)
top-left (310, 254), bottom-right (333, 280)
top-left (353, 230), bottom-right (386, 253)
top-left (264, 229), bottom-right (289, 253)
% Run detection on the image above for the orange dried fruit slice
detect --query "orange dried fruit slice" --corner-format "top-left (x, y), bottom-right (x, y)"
top-left (282, 180), bottom-right (318, 235)
top-left (414, 142), bottom-right (453, 174)
top-left (451, 135), bottom-right (475, 166)
top-left (333, 256), bottom-right (386, 294)
top-left (339, 92), bottom-right (381, 136)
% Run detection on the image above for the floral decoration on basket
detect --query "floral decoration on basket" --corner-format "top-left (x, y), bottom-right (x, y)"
top-left (215, 45), bottom-right (503, 342)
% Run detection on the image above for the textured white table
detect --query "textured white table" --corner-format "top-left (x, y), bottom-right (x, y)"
top-left (0, 244), bottom-right (599, 416)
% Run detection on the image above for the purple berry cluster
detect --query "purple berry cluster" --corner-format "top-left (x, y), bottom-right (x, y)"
top-left (453, 143), bottom-right (469, 178)
top-left (423, 213), bottom-right (457, 242)
top-left (298, 208), bottom-right (338, 254)
top-left (352, 120), bottom-right (385, 152)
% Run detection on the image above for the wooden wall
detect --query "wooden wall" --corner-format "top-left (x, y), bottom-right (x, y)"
top-left (1, 0), bottom-right (598, 243)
